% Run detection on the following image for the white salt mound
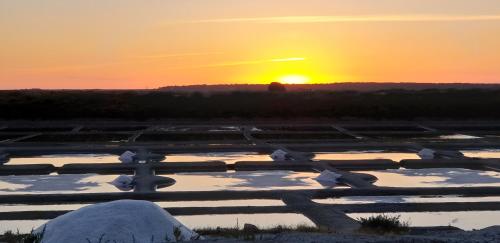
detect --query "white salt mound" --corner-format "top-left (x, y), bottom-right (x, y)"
top-left (119, 150), bottom-right (137, 163)
top-left (0, 153), bottom-right (9, 165)
top-left (315, 170), bottom-right (342, 187)
top-left (35, 200), bottom-right (200, 243)
top-left (418, 148), bottom-right (435, 160)
top-left (250, 127), bottom-right (262, 132)
top-left (270, 149), bottom-right (289, 161)
top-left (110, 175), bottom-right (135, 191)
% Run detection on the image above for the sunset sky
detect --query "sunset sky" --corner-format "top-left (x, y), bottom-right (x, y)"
top-left (1, 0), bottom-right (500, 89)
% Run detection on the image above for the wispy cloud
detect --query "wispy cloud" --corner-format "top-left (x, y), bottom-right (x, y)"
top-left (166, 57), bottom-right (306, 70)
top-left (271, 57), bottom-right (306, 62)
top-left (11, 52), bottom-right (223, 72)
top-left (188, 15), bottom-right (500, 24)
top-left (134, 52), bottom-right (222, 60)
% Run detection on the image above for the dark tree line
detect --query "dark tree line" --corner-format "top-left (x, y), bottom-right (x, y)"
top-left (1, 89), bottom-right (500, 120)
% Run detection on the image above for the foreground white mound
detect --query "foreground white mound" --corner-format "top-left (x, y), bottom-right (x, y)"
top-left (35, 200), bottom-right (200, 243)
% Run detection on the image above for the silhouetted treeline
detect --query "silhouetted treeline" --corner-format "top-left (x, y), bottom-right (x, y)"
top-left (1, 89), bottom-right (500, 120)
top-left (160, 83), bottom-right (500, 92)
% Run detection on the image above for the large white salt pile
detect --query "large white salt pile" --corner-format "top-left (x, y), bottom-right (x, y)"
top-left (119, 151), bottom-right (137, 163)
top-left (35, 200), bottom-right (200, 243)
top-left (315, 170), bottom-right (342, 187)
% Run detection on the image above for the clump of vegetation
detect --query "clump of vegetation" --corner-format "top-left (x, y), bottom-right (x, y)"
top-left (195, 223), bottom-right (320, 239)
top-left (0, 228), bottom-right (44, 243)
top-left (358, 214), bottom-right (410, 235)
top-left (268, 82), bottom-right (287, 92)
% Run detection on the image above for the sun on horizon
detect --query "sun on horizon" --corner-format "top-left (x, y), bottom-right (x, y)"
top-left (278, 75), bottom-right (310, 84)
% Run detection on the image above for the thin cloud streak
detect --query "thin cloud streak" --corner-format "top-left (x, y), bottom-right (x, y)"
top-left (166, 57), bottom-right (306, 70)
top-left (10, 52), bottom-right (223, 72)
top-left (188, 15), bottom-right (500, 24)
top-left (271, 57), bottom-right (306, 62)
top-left (134, 52), bottom-right (222, 60)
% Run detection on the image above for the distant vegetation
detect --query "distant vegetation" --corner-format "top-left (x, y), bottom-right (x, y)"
top-left (160, 82), bottom-right (500, 92)
top-left (1, 89), bottom-right (500, 120)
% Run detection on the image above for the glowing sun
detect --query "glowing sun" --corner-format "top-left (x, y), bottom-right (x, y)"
top-left (279, 75), bottom-right (310, 84)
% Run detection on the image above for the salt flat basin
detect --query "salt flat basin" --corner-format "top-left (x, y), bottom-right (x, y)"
top-left (314, 151), bottom-right (419, 162)
top-left (0, 171), bottom-right (331, 195)
top-left (165, 152), bottom-right (272, 164)
top-left (361, 168), bottom-right (500, 187)
top-left (161, 171), bottom-right (335, 191)
top-left (348, 211), bottom-right (500, 230)
top-left (0, 174), bottom-right (120, 194)
top-left (6, 152), bottom-right (272, 166)
top-left (314, 196), bottom-right (500, 204)
top-left (438, 134), bottom-right (482, 140)
top-left (462, 149), bottom-right (500, 159)
top-left (7, 154), bottom-right (122, 166)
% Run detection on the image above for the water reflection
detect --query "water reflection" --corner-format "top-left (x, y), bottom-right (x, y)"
top-left (314, 151), bottom-right (419, 162)
top-left (7, 154), bottom-right (120, 166)
top-left (462, 149), bottom-right (500, 159)
top-left (162, 171), bottom-right (329, 191)
top-left (0, 174), bottom-right (118, 194)
top-left (314, 196), bottom-right (500, 204)
top-left (165, 152), bottom-right (271, 164)
top-left (362, 168), bottom-right (500, 187)
top-left (438, 134), bottom-right (482, 140)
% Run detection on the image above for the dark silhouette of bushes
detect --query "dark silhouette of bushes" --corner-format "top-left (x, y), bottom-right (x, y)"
top-left (268, 82), bottom-right (287, 92)
top-left (0, 89), bottom-right (500, 120)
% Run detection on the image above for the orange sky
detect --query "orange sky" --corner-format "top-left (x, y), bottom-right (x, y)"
top-left (1, 0), bottom-right (500, 89)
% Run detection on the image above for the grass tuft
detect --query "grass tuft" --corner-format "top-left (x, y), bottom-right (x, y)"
top-left (0, 227), bottom-right (44, 243)
top-left (358, 214), bottom-right (410, 235)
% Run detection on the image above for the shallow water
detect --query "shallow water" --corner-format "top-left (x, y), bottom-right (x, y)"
top-left (0, 174), bottom-right (119, 194)
top-left (7, 154), bottom-right (120, 166)
top-left (362, 168), bottom-right (500, 187)
top-left (314, 196), bottom-right (500, 204)
top-left (162, 171), bottom-right (331, 191)
top-left (165, 152), bottom-right (271, 164)
top-left (462, 149), bottom-right (500, 159)
top-left (0, 171), bottom-right (330, 195)
top-left (6, 152), bottom-right (273, 166)
top-left (313, 151), bottom-right (419, 162)
top-left (348, 211), bottom-right (500, 230)
top-left (438, 134), bottom-right (482, 140)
